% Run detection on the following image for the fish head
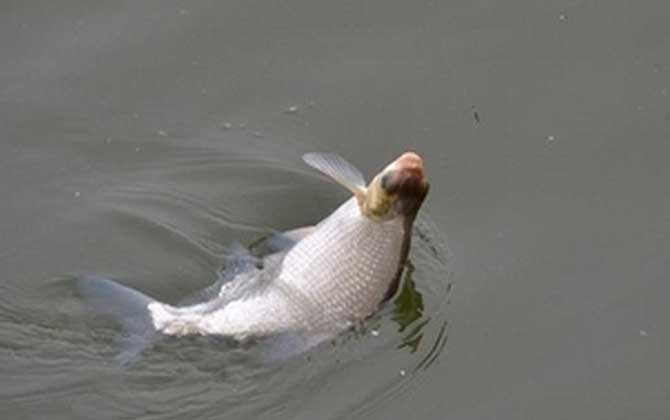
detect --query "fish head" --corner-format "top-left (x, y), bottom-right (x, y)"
top-left (363, 152), bottom-right (429, 221)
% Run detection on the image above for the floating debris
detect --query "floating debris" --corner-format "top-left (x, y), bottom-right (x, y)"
top-left (640, 330), bottom-right (648, 337)
top-left (471, 106), bottom-right (480, 124)
top-left (74, 191), bottom-right (81, 198)
top-left (239, 122), bottom-right (247, 128)
top-left (559, 14), bottom-right (566, 21)
top-left (253, 131), bottom-right (264, 138)
top-left (285, 105), bottom-right (299, 114)
top-left (370, 329), bottom-right (380, 337)
top-left (157, 130), bottom-right (168, 137)
top-left (399, 369), bottom-right (406, 377)
top-left (221, 122), bottom-right (233, 130)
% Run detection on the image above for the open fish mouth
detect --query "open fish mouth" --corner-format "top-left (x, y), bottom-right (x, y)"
top-left (381, 152), bottom-right (430, 216)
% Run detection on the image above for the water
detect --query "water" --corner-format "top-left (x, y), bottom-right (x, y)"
top-left (1, 1), bottom-right (669, 419)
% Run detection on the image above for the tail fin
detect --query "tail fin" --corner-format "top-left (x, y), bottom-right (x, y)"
top-left (77, 275), bottom-right (159, 365)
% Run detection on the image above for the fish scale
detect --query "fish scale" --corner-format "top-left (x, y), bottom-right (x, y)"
top-left (178, 197), bottom-right (404, 337)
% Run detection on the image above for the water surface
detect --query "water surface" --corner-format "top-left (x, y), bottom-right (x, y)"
top-left (1, 1), bottom-right (669, 419)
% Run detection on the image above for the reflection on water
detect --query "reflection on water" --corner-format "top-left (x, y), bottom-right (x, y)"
top-left (393, 261), bottom-right (428, 353)
top-left (392, 242), bottom-right (451, 371)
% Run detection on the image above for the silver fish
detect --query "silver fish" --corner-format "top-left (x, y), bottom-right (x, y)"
top-left (78, 152), bottom-right (429, 359)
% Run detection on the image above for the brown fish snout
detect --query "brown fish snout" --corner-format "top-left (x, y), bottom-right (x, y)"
top-left (381, 152), bottom-right (429, 215)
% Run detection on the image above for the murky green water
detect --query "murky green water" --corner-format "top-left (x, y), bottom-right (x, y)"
top-left (1, 1), bottom-right (669, 419)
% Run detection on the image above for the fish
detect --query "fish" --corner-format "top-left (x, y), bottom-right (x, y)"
top-left (77, 151), bottom-right (429, 361)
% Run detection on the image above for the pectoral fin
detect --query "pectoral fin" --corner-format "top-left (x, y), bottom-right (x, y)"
top-left (265, 226), bottom-right (315, 252)
top-left (303, 152), bottom-right (367, 199)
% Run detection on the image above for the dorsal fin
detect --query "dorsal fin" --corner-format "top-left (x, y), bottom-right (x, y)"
top-left (303, 152), bottom-right (367, 198)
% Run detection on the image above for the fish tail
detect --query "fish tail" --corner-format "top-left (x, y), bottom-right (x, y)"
top-left (77, 275), bottom-right (161, 365)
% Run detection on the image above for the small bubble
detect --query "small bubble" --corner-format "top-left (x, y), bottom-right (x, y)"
top-left (639, 330), bottom-right (648, 337)
top-left (660, 89), bottom-right (667, 96)
top-left (371, 329), bottom-right (380, 337)
top-left (285, 105), bottom-right (299, 114)
top-left (178, 9), bottom-right (188, 15)
top-left (636, 105), bottom-right (644, 111)
top-left (105, 137), bottom-right (112, 144)
top-left (135, 147), bottom-right (141, 152)
top-left (253, 131), bottom-right (263, 138)
top-left (547, 135), bottom-right (555, 142)
top-left (157, 130), bottom-right (168, 136)
top-left (74, 191), bottom-right (81, 198)
top-left (132, 113), bottom-right (139, 119)
top-left (239, 122), bottom-right (247, 128)
top-left (558, 14), bottom-right (566, 21)
top-left (399, 369), bottom-right (406, 376)
top-left (221, 122), bottom-right (233, 129)
top-left (307, 100), bottom-right (316, 107)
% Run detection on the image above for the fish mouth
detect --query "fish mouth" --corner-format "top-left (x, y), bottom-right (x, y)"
top-left (382, 152), bottom-right (429, 216)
